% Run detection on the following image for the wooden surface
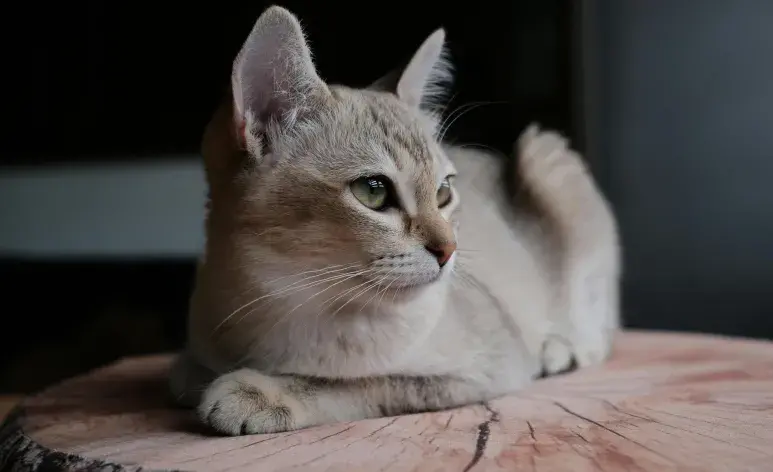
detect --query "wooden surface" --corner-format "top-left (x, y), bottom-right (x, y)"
top-left (4, 331), bottom-right (773, 471)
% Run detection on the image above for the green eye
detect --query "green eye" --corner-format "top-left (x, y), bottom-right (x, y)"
top-left (437, 177), bottom-right (453, 208)
top-left (351, 176), bottom-right (390, 210)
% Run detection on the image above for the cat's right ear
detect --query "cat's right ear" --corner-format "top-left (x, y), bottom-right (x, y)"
top-left (231, 6), bottom-right (329, 158)
top-left (372, 29), bottom-right (453, 113)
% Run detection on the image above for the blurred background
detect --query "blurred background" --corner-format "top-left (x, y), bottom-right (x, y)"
top-left (1, 0), bottom-right (772, 393)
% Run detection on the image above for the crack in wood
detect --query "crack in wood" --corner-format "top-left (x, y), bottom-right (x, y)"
top-left (443, 412), bottom-right (455, 430)
top-left (526, 420), bottom-right (541, 454)
top-left (601, 398), bottom-right (768, 454)
top-left (307, 424), bottom-right (356, 444)
top-left (462, 403), bottom-right (500, 472)
top-left (552, 401), bottom-right (674, 463)
top-left (288, 417), bottom-right (401, 468)
top-left (526, 420), bottom-right (537, 441)
top-left (573, 431), bottom-right (590, 443)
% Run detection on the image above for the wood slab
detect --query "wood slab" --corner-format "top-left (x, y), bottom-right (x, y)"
top-left (1, 331), bottom-right (772, 471)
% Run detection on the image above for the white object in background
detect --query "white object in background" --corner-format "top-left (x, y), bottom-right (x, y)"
top-left (0, 158), bottom-right (207, 258)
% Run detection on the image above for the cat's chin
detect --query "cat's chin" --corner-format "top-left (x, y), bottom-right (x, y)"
top-left (377, 271), bottom-right (448, 300)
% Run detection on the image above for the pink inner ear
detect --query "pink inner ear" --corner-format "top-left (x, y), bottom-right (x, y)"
top-left (236, 119), bottom-right (247, 149)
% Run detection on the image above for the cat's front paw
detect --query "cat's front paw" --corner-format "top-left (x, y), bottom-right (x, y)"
top-left (538, 331), bottom-right (614, 378)
top-left (199, 369), bottom-right (311, 435)
top-left (571, 328), bottom-right (615, 368)
top-left (539, 335), bottom-right (577, 377)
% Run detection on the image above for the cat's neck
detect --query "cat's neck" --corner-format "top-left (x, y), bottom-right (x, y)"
top-left (196, 276), bottom-right (452, 378)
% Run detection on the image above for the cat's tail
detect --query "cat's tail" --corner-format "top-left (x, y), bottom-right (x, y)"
top-left (516, 124), bottom-right (621, 364)
top-left (516, 124), bottom-right (618, 258)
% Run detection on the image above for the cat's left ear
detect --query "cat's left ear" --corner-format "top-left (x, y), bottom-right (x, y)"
top-left (373, 29), bottom-right (453, 111)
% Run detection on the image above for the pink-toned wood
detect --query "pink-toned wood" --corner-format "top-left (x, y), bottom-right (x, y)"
top-left (14, 331), bottom-right (773, 471)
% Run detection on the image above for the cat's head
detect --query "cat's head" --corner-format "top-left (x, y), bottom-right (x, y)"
top-left (205, 6), bottom-right (459, 301)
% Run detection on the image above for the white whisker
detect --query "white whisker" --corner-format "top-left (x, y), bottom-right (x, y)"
top-left (361, 267), bottom-right (399, 314)
top-left (260, 268), bottom-right (376, 338)
top-left (212, 264), bottom-right (364, 334)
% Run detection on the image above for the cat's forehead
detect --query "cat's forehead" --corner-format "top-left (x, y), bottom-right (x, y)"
top-left (324, 87), bottom-right (453, 177)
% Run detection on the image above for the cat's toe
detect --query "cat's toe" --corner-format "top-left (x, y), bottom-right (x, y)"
top-left (571, 332), bottom-right (613, 368)
top-left (199, 370), bottom-right (307, 435)
top-left (537, 336), bottom-right (577, 378)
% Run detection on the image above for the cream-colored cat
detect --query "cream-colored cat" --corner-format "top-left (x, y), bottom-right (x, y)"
top-left (169, 6), bottom-right (621, 436)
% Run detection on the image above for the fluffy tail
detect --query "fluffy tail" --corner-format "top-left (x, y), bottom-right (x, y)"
top-left (516, 124), bottom-right (621, 364)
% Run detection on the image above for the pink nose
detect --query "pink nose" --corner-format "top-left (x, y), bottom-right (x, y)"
top-left (425, 242), bottom-right (457, 267)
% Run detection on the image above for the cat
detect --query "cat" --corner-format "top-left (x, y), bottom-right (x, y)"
top-left (169, 5), bottom-right (621, 436)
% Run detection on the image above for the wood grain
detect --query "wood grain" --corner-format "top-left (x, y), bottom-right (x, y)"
top-left (8, 331), bottom-right (773, 471)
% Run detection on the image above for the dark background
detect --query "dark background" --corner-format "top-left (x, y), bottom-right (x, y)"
top-left (2, 0), bottom-right (574, 165)
top-left (2, 1), bottom-right (772, 393)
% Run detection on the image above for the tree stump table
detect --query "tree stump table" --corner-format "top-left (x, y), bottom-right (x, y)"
top-left (1, 331), bottom-right (772, 471)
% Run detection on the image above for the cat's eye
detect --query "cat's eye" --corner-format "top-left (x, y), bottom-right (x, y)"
top-left (351, 176), bottom-right (391, 210)
top-left (436, 177), bottom-right (453, 208)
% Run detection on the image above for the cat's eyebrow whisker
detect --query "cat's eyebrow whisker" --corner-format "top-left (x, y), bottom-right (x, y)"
top-left (437, 102), bottom-right (482, 141)
top-left (437, 101), bottom-right (505, 143)
top-left (457, 142), bottom-right (506, 158)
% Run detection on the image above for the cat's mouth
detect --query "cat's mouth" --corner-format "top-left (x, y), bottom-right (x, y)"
top-left (369, 270), bottom-right (444, 293)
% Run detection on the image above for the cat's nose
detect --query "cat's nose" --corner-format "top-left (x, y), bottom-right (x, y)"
top-left (425, 241), bottom-right (457, 267)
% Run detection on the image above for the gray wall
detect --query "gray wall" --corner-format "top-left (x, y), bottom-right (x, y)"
top-left (0, 159), bottom-right (206, 258)
top-left (590, 2), bottom-right (773, 335)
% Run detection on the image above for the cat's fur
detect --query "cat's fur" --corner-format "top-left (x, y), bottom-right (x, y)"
top-left (169, 6), bottom-right (621, 435)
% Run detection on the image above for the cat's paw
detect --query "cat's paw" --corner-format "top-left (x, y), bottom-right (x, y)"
top-left (571, 328), bottom-right (614, 368)
top-left (536, 335), bottom-right (578, 378)
top-left (537, 332), bottom-right (613, 378)
top-left (199, 369), bottom-right (311, 435)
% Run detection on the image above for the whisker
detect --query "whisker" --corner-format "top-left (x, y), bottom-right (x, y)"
top-left (260, 268), bottom-right (377, 338)
top-left (311, 276), bottom-right (378, 334)
top-left (232, 268), bottom-right (375, 326)
top-left (375, 269), bottom-right (401, 312)
top-left (263, 262), bottom-right (358, 285)
top-left (329, 276), bottom-right (384, 318)
top-left (437, 101), bottom-right (505, 143)
top-left (284, 268), bottom-right (376, 317)
top-left (212, 265), bottom-right (366, 334)
top-left (359, 268), bottom-right (398, 314)
top-left (437, 101), bottom-right (482, 141)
